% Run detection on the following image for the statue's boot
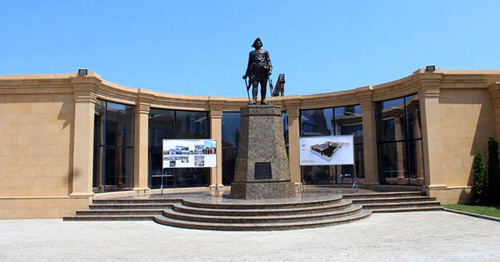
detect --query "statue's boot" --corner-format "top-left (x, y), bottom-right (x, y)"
top-left (261, 84), bottom-right (268, 105)
top-left (249, 85), bottom-right (257, 104)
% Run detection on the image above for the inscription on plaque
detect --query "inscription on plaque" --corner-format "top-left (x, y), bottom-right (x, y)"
top-left (254, 162), bottom-right (272, 179)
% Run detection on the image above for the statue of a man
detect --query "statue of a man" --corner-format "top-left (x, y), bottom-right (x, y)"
top-left (242, 38), bottom-right (272, 105)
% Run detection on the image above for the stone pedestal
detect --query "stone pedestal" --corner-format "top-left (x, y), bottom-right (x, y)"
top-left (230, 105), bottom-right (296, 199)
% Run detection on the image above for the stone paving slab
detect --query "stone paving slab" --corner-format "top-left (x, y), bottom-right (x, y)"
top-left (1, 211), bottom-right (499, 261)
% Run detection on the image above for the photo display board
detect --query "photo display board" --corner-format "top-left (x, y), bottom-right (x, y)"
top-left (299, 135), bottom-right (354, 166)
top-left (162, 139), bottom-right (217, 168)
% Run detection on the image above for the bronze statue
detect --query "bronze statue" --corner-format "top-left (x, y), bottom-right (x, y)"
top-left (243, 38), bottom-right (272, 105)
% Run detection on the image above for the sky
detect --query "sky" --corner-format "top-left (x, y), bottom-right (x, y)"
top-left (1, 1), bottom-right (499, 97)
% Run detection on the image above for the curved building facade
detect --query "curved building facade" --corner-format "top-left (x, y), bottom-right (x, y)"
top-left (1, 69), bottom-right (500, 218)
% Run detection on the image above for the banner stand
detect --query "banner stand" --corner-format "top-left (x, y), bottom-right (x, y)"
top-left (215, 165), bottom-right (220, 196)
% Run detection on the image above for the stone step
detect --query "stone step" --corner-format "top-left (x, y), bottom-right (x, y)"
top-left (63, 215), bottom-right (156, 221)
top-left (362, 201), bottom-right (441, 209)
top-left (342, 191), bottom-right (422, 199)
top-left (89, 203), bottom-right (175, 210)
top-left (92, 199), bottom-right (182, 204)
top-left (76, 209), bottom-right (165, 216)
top-left (371, 206), bottom-right (444, 213)
top-left (181, 195), bottom-right (342, 210)
top-left (163, 205), bottom-right (363, 224)
top-left (172, 199), bottom-right (353, 216)
top-left (351, 196), bottom-right (436, 204)
top-left (153, 209), bottom-right (372, 231)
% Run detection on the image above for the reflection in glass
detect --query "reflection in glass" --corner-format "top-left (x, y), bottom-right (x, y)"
top-left (376, 95), bottom-right (423, 185)
top-left (222, 112), bottom-right (241, 186)
top-left (148, 109), bottom-right (210, 189)
top-left (300, 105), bottom-right (364, 184)
top-left (300, 108), bottom-right (334, 136)
top-left (93, 100), bottom-right (134, 192)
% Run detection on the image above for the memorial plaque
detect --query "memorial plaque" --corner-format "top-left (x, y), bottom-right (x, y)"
top-left (254, 162), bottom-right (272, 179)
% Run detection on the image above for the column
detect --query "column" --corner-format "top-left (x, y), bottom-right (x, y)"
top-left (209, 99), bottom-right (224, 190)
top-left (70, 78), bottom-right (98, 198)
top-left (359, 95), bottom-right (379, 187)
top-left (133, 92), bottom-right (151, 192)
top-left (419, 72), bottom-right (446, 189)
top-left (284, 99), bottom-right (301, 185)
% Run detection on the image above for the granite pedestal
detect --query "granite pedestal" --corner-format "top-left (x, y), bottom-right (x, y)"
top-left (230, 105), bottom-right (296, 199)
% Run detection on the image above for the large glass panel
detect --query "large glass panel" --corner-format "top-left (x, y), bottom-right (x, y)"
top-left (302, 166), bottom-right (333, 184)
top-left (149, 109), bottom-right (174, 147)
top-left (103, 147), bottom-right (134, 191)
top-left (105, 102), bottom-right (134, 147)
top-left (405, 95), bottom-right (422, 140)
top-left (222, 112), bottom-right (241, 186)
top-left (92, 100), bottom-right (134, 192)
top-left (335, 105), bottom-right (364, 180)
top-left (300, 108), bottom-right (334, 137)
top-left (378, 142), bottom-right (404, 184)
top-left (147, 109), bottom-right (210, 189)
top-left (334, 105), bottom-right (363, 142)
top-left (175, 111), bottom-right (209, 139)
top-left (376, 98), bottom-right (405, 142)
top-left (376, 95), bottom-right (423, 185)
top-left (301, 105), bottom-right (364, 184)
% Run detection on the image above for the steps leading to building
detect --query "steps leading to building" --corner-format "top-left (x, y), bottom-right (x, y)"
top-left (172, 199), bottom-right (352, 216)
top-left (153, 209), bottom-right (372, 231)
top-left (181, 195), bottom-right (342, 210)
top-left (342, 191), bottom-right (422, 199)
top-left (63, 191), bottom-right (443, 229)
top-left (346, 191), bottom-right (442, 213)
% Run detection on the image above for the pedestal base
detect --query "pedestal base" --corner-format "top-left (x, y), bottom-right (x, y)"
top-left (230, 181), bottom-right (296, 199)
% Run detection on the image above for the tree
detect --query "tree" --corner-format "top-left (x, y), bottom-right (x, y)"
top-left (471, 152), bottom-right (486, 205)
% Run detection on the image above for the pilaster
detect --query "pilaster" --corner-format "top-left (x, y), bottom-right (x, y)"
top-left (70, 77), bottom-right (99, 198)
top-left (209, 98), bottom-right (225, 190)
top-left (418, 72), bottom-right (446, 190)
top-left (358, 88), bottom-right (379, 186)
top-left (133, 90), bottom-right (153, 192)
top-left (284, 98), bottom-right (301, 185)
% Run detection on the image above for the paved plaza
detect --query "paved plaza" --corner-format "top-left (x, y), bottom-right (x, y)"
top-left (0, 211), bottom-right (499, 261)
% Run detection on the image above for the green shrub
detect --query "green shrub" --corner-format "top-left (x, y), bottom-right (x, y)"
top-left (488, 137), bottom-right (500, 204)
top-left (471, 152), bottom-right (486, 205)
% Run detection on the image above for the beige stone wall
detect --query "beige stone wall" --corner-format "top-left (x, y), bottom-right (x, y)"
top-left (0, 197), bottom-right (89, 219)
top-left (0, 93), bottom-right (74, 197)
top-left (437, 89), bottom-right (496, 187)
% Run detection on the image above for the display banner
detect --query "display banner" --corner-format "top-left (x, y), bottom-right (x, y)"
top-left (162, 139), bottom-right (217, 168)
top-left (299, 135), bottom-right (354, 166)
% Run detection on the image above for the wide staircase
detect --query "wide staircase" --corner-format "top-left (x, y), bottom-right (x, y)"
top-left (64, 191), bottom-right (441, 231)
top-left (343, 191), bottom-right (442, 212)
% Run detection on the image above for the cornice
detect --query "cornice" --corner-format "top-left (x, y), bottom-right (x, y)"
top-left (2, 69), bottom-right (500, 110)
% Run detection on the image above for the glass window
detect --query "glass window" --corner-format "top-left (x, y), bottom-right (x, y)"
top-left (376, 95), bottom-right (424, 185)
top-left (148, 109), bottom-right (210, 189)
top-left (222, 112), bottom-right (241, 186)
top-left (300, 108), bottom-right (334, 137)
top-left (93, 100), bottom-right (134, 192)
top-left (300, 105), bottom-right (364, 184)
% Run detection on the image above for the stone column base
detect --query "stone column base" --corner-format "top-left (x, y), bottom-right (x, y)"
top-left (230, 181), bottom-right (296, 199)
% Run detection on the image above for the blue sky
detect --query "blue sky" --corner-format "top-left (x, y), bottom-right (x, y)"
top-left (1, 1), bottom-right (499, 97)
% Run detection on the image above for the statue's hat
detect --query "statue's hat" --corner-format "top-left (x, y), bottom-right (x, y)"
top-left (251, 38), bottom-right (262, 48)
